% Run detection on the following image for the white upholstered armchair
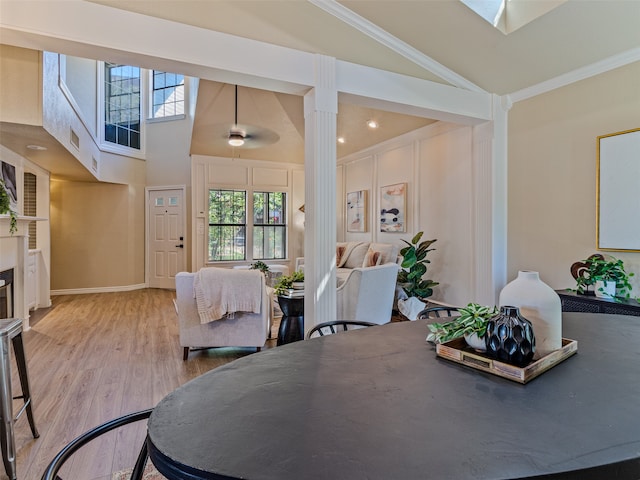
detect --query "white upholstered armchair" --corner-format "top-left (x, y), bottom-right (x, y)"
top-left (174, 270), bottom-right (271, 360)
top-left (336, 262), bottom-right (400, 325)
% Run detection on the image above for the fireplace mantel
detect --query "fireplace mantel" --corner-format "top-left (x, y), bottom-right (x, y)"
top-left (1, 215), bottom-right (47, 330)
top-left (0, 215), bottom-right (46, 237)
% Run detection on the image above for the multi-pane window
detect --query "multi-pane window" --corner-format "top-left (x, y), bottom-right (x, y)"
top-left (253, 192), bottom-right (286, 260)
top-left (208, 189), bottom-right (286, 262)
top-left (151, 71), bottom-right (185, 118)
top-left (104, 63), bottom-right (141, 149)
top-left (209, 190), bottom-right (246, 261)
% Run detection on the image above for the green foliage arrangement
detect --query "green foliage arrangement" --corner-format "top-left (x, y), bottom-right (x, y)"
top-left (397, 232), bottom-right (439, 299)
top-left (426, 303), bottom-right (498, 344)
top-left (0, 179), bottom-right (17, 235)
top-left (274, 270), bottom-right (304, 295)
top-left (249, 261), bottom-right (270, 274)
top-left (575, 254), bottom-right (635, 300)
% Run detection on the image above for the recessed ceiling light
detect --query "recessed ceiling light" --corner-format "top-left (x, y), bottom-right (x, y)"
top-left (26, 144), bottom-right (47, 151)
top-left (367, 120), bottom-right (378, 129)
top-left (337, 137), bottom-right (346, 144)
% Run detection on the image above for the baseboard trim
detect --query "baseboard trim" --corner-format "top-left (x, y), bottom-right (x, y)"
top-left (51, 283), bottom-right (148, 296)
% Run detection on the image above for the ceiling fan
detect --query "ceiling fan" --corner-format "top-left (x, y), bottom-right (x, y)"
top-left (212, 85), bottom-right (279, 149)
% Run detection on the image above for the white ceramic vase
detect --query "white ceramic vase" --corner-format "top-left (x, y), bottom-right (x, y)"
top-left (499, 271), bottom-right (562, 356)
top-left (594, 280), bottom-right (616, 298)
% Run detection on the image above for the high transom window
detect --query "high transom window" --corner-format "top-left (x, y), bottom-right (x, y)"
top-left (151, 71), bottom-right (185, 119)
top-left (104, 63), bottom-right (141, 149)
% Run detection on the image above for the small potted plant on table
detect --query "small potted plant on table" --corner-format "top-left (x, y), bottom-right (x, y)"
top-left (274, 271), bottom-right (305, 321)
top-left (426, 303), bottom-right (498, 351)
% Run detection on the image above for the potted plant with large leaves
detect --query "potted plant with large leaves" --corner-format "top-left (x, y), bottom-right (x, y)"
top-left (0, 179), bottom-right (17, 235)
top-left (397, 232), bottom-right (439, 299)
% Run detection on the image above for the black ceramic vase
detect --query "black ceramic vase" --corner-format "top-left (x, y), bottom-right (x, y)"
top-left (485, 306), bottom-right (536, 367)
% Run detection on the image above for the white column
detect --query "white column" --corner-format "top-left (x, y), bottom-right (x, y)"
top-left (471, 94), bottom-right (510, 306)
top-left (303, 55), bottom-right (338, 332)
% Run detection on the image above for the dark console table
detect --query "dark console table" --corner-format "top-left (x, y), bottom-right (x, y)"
top-left (557, 289), bottom-right (640, 317)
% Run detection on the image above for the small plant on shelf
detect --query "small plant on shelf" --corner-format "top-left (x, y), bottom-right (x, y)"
top-left (426, 303), bottom-right (498, 344)
top-left (574, 254), bottom-right (635, 301)
top-left (249, 261), bottom-right (270, 274)
top-left (274, 270), bottom-right (304, 296)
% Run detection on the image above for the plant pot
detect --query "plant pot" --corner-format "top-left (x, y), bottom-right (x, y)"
top-left (463, 333), bottom-right (486, 352)
top-left (292, 282), bottom-right (304, 290)
top-left (595, 280), bottom-right (616, 298)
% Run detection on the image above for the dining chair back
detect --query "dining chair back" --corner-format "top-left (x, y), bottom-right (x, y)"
top-left (416, 306), bottom-right (460, 319)
top-left (306, 320), bottom-right (377, 339)
top-left (41, 409), bottom-right (152, 480)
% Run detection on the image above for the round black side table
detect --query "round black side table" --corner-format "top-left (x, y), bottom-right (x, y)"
top-left (277, 294), bottom-right (304, 345)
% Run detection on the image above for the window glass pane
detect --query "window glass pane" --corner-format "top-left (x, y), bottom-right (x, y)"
top-left (209, 190), bottom-right (246, 262)
top-left (252, 191), bottom-right (286, 260)
top-left (104, 62), bottom-right (141, 150)
top-left (151, 70), bottom-right (185, 119)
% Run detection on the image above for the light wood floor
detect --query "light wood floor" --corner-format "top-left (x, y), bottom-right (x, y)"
top-left (11, 288), bottom-right (278, 480)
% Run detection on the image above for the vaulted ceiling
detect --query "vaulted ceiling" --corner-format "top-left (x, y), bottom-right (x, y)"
top-left (91, 0), bottom-right (640, 163)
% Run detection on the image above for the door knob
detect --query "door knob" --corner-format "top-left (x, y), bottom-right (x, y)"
top-left (175, 244), bottom-right (184, 248)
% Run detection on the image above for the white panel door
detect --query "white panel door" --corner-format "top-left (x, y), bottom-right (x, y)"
top-left (148, 188), bottom-right (185, 289)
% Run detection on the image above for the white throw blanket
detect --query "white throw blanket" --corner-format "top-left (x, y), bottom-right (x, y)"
top-left (193, 268), bottom-right (263, 324)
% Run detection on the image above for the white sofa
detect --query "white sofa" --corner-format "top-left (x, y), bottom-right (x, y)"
top-left (296, 241), bottom-right (400, 285)
top-left (175, 271), bottom-right (271, 360)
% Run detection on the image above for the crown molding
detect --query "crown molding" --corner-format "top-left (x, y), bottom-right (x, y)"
top-left (510, 47), bottom-right (640, 103)
top-left (308, 0), bottom-right (486, 94)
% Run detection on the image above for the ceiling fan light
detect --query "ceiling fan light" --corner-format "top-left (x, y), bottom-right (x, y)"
top-left (228, 133), bottom-right (245, 147)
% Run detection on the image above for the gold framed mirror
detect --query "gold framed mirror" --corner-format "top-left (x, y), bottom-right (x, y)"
top-left (596, 127), bottom-right (640, 252)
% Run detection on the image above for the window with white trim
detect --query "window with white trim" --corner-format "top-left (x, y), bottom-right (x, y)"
top-left (104, 63), bottom-right (141, 149)
top-left (208, 189), bottom-right (287, 262)
top-left (151, 71), bottom-right (185, 119)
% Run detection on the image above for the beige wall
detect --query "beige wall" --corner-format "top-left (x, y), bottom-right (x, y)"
top-left (508, 61), bottom-right (640, 295)
top-left (0, 45), bottom-right (42, 125)
top-left (50, 179), bottom-right (145, 290)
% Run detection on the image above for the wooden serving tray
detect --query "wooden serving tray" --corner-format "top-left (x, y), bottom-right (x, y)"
top-left (436, 337), bottom-right (578, 384)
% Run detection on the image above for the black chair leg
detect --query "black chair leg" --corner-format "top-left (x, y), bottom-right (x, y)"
top-left (130, 440), bottom-right (149, 480)
top-left (12, 333), bottom-right (39, 438)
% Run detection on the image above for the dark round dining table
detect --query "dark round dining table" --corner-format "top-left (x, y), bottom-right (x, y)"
top-left (146, 313), bottom-right (640, 480)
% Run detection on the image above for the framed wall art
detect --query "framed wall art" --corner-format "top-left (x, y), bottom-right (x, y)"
top-left (597, 127), bottom-right (640, 251)
top-left (0, 161), bottom-right (17, 210)
top-left (346, 190), bottom-right (367, 232)
top-left (380, 183), bottom-right (406, 233)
